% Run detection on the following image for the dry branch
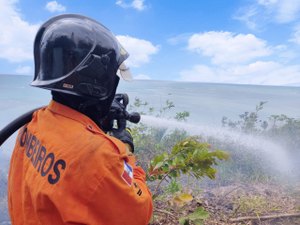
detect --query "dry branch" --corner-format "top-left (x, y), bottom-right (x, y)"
top-left (154, 208), bottom-right (175, 217)
top-left (229, 212), bottom-right (300, 222)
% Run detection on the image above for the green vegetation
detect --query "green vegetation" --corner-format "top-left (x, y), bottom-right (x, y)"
top-left (213, 101), bottom-right (300, 184)
top-left (222, 101), bottom-right (300, 151)
top-left (233, 195), bottom-right (279, 216)
top-left (129, 98), bottom-right (300, 224)
top-left (148, 138), bottom-right (229, 196)
top-left (147, 138), bottom-right (228, 224)
top-left (179, 207), bottom-right (209, 225)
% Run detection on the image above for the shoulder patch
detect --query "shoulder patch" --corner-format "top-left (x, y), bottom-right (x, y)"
top-left (121, 161), bottom-right (133, 186)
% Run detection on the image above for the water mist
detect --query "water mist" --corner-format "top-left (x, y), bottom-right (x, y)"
top-left (141, 115), bottom-right (295, 178)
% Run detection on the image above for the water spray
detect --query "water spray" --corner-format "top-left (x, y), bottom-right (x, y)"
top-left (140, 115), bottom-right (293, 175)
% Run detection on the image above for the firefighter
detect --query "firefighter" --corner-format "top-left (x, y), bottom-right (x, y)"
top-left (8, 14), bottom-right (153, 225)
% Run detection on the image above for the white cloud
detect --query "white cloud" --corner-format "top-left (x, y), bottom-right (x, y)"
top-left (45, 1), bottom-right (66, 13)
top-left (183, 30), bottom-right (300, 86)
top-left (233, 6), bottom-right (259, 30)
top-left (233, 4), bottom-right (270, 31)
top-left (116, 35), bottom-right (159, 67)
top-left (0, 0), bottom-right (39, 62)
top-left (261, 0), bottom-right (300, 23)
top-left (116, 0), bottom-right (146, 11)
top-left (179, 61), bottom-right (300, 86)
top-left (15, 65), bottom-right (32, 75)
top-left (236, 0), bottom-right (300, 29)
top-left (132, 0), bottom-right (145, 11)
top-left (188, 31), bottom-right (271, 65)
top-left (257, 0), bottom-right (277, 6)
top-left (134, 74), bottom-right (151, 80)
top-left (290, 24), bottom-right (300, 45)
top-left (273, 44), bottom-right (297, 61)
top-left (167, 33), bottom-right (193, 45)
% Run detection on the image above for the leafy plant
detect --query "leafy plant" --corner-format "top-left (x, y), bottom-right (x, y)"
top-left (175, 111), bottom-right (190, 122)
top-left (146, 137), bottom-right (228, 224)
top-left (165, 178), bottom-right (182, 194)
top-left (222, 101), bottom-right (268, 134)
top-left (147, 137), bottom-right (229, 196)
top-left (179, 207), bottom-right (209, 225)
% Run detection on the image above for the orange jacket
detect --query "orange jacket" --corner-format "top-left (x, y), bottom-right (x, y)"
top-left (8, 100), bottom-right (153, 225)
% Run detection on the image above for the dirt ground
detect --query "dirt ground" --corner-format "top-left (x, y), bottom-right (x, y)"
top-left (150, 183), bottom-right (300, 225)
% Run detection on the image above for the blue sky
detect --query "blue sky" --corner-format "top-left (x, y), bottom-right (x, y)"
top-left (1, 0), bottom-right (300, 86)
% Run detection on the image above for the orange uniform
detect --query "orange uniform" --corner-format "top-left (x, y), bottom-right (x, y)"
top-left (8, 100), bottom-right (153, 225)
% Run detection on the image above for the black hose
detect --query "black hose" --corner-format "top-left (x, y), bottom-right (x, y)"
top-left (0, 107), bottom-right (42, 146)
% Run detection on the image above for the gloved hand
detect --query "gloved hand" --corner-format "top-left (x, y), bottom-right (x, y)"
top-left (110, 128), bottom-right (134, 153)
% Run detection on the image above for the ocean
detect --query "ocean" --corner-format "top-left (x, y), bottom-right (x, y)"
top-left (1, 74), bottom-right (300, 159)
top-left (1, 74), bottom-right (299, 125)
top-left (0, 74), bottom-right (300, 222)
top-left (1, 74), bottom-right (300, 152)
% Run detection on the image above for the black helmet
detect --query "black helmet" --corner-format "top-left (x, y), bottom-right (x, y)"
top-left (32, 14), bottom-right (131, 100)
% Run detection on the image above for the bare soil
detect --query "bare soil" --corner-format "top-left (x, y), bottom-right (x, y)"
top-left (150, 183), bottom-right (300, 225)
